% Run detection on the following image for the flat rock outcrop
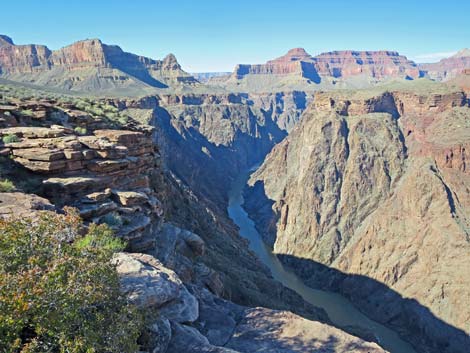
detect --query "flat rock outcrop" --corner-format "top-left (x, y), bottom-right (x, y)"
top-left (114, 251), bottom-right (386, 353)
top-left (0, 98), bottom-right (163, 252)
top-left (226, 307), bottom-right (386, 353)
top-left (0, 192), bottom-right (54, 218)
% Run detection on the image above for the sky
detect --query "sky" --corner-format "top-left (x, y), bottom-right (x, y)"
top-left (1, 0), bottom-right (469, 72)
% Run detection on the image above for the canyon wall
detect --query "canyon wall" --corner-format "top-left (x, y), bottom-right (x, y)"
top-left (244, 83), bottom-right (470, 353)
top-left (0, 90), bottom-right (389, 353)
top-left (119, 91), bottom-right (310, 206)
top-left (0, 35), bottom-right (197, 92)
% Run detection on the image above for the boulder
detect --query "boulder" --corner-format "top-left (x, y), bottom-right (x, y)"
top-left (146, 317), bottom-right (172, 353)
top-left (159, 285), bottom-right (199, 323)
top-left (166, 322), bottom-right (240, 353)
top-left (113, 190), bottom-right (149, 206)
top-left (0, 192), bottom-right (54, 219)
top-left (112, 252), bottom-right (198, 323)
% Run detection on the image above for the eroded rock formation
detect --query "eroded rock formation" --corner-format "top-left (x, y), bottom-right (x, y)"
top-left (0, 35), bottom-right (197, 92)
top-left (0, 90), bottom-right (385, 353)
top-left (245, 82), bottom-right (470, 353)
top-left (230, 48), bottom-right (420, 83)
top-left (420, 49), bottom-right (470, 81)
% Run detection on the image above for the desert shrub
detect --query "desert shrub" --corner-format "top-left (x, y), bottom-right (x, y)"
top-left (0, 209), bottom-right (143, 353)
top-left (102, 212), bottom-right (123, 228)
top-left (21, 109), bottom-right (34, 117)
top-left (0, 179), bottom-right (15, 192)
top-left (117, 115), bottom-right (129, 125)
top-left (74, 126), bottom-right (87, 135)
top-left (90, 107), bottom-right (104, 116)
top-left (2, 134), bottom-right (20, 144)
top-left (103, 104), bottom-right (118, 113)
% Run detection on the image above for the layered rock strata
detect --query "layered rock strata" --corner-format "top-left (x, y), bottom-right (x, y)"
top-left (231, 48), bottom-right (421, 82)
top-left (0, 35), bottom-right (197, 92)
top-left (245, 83), bottom-right (470, 353)
top-left (420, 49), bottom-right (470, 81)
top-left (0, 91), bottom-right (387, 352)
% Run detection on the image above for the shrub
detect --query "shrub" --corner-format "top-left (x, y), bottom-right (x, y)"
top-left (117, 115), bottom-right (129, 125)
top-left (2, 134), bottom-right (20, 144)
top-left (0, 179), bottom-right (15, 192)
top-left (74, 126), bottom-right (87, 135)
top-left (0, 209), bottom-right (143, 353)
top-left (102, 212), bottom-right (123, 228)
top-left (21, 109), bottom-right (34, 117)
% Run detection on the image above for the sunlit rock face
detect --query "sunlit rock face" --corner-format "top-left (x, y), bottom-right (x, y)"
top-left (245, 83), bottom-right (470, 353)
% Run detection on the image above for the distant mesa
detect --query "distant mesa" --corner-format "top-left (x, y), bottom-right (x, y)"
top-left (0, 35), bottom-right (198, 92)
top-left (419, 48), bottom-right (470, 81)
top-left (2, 34), bottom-right (470, 94)
top-left (231, 47), bottom-right (421, 83)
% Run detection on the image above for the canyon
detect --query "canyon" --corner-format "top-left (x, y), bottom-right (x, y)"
top-left (245, 81), bottom-right (470, 353)
top-left (1, 34), bottom-right (470, 353)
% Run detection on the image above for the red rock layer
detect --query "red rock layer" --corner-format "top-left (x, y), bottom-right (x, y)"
top-left (420, 50), bottom-right (470, 80)
top-left (233, 48), bottom-right (420, 80)
top-left (314, 50), bottom-right (420, 79)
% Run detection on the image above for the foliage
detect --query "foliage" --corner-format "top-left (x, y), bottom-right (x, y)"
top-left (2, 134), bottom-right (20, 144)
top-left (74, 126), bottom-right (87, 135)
top-left (0, 179), bottom-right (15, 192)
top-left (0, 83), bottom-right (131, 128)
top-left (0, 209), bottom-right (143, 353)
top-left (21, 109), bottom-right (34, 117)
top-left (101, 212), bottom-right (123, 228)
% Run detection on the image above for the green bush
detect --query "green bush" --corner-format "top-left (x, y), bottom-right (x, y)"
top-left (0, 179), bottom-right (15, 192)
top-left (74, 126), bottom-right (87, 135)
top-left (2, 134), bottom-right (20, 144)
top-left (102, 212), bottom-right (123, 228)
top-left (21, 109), bottom-right (34, 117)
top-left (0, 209), bottom-right (143, 353)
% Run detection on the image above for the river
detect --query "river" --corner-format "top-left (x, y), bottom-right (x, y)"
top-left (227, 168), bottom-right (417, 353)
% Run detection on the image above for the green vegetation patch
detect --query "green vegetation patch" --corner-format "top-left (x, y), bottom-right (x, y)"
top-left (0, 179), bottom-right (15, 192)
top-left (2, 134), bottom-right (20, 144)
top-left (0, 209), bottom-right (144, 353)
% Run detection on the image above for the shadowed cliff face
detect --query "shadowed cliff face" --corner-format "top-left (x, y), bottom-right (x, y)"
top-left (244, 84), bottom-right (470, 353)
top-left (145, 92), bottom-right (309, 206)
top-left (278, 255), bottom-right (470, 353)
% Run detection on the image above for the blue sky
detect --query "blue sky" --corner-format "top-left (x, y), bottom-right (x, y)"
top-left (2, 0), bottom-right (469, 72)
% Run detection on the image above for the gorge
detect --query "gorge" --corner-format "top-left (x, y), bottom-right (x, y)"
top-left (1, 32), bottom-right (470, 353)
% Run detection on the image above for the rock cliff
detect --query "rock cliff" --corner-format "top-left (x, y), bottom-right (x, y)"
top-left (314, 50), bottom-right (420, 80)
top-left (225, 48), bottom-right (421, 90)
top-left (0, 84), bottom-right (384, 352)
top-left (118, 91), bottom-right (309, 207)
top-left (0, 35), bottom-right (197, 93)
top-left (419, 49), bottom-right (470, 81)
top-left (245, 81), bottom-right (470, 353)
